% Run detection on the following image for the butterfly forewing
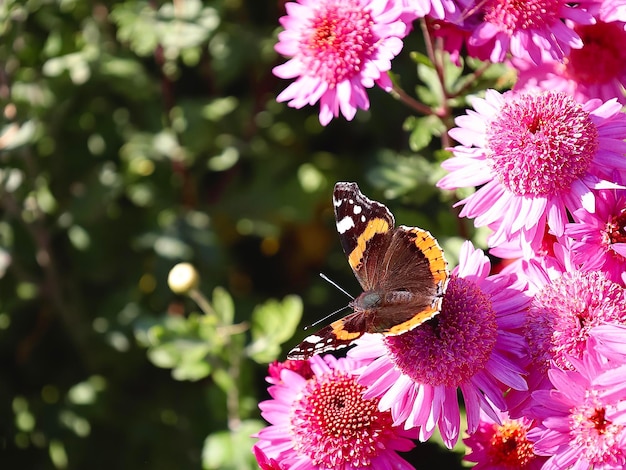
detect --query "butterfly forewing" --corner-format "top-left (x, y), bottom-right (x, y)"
top-left (333, 182), bottom-right (395, 290)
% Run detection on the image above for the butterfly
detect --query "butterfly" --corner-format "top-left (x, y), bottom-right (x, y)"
top-left (287, 182), bottom-right (449, 360)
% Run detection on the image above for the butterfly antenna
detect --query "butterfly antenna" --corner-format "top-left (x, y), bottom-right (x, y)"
top-left (304, 304), bottom-right (352, 330)
top-left (319, 272), bottom-right (354, 300)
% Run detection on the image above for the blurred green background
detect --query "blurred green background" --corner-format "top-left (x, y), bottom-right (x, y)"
top-left (0, 0), bottom-right (500, 468)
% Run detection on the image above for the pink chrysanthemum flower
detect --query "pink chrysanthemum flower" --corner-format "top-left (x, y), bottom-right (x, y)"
top-left (524, 267), bottom-right (626, 373)
top-left (402, 0), bottom-right (470, 21)
top-left (504, 260), bottom-right (626, 417)
top-left (567, 189), bottom-right (626, 286)
top-left (268, 358), bottom-right (314, 384)
top-left (430, 10), bottom-right (496, 65)
top-left (255, 355), bottom-right (416, 469)
top-left (253, 445), bottom-right (285, 470)
top-left (437, 89), bottom-right (626, 255)
top-left (592, 324), bottom-right (626, 406)
top-left (513, 21), bottom-right (626, 105)
top-left (348, 241), bottom-right (528, 448)
top-left (273, 0), bottom-right (408, 126)
top-left (466, 0), bottom-right (595, 64)
top-left (591, 323), bottom-right (626, 360)
top-left (599, 0), bottom-right (626, 23)
top-left (463, 408), bottom-right (546, 469)
top-left (527, 342), bottom-right (626, 469)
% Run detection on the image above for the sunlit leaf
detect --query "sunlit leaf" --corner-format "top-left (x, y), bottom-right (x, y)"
top-left (202, 420), bottom-right (265, 470)
top-left (248, 295), bottom-right (302, 363)
top-left (212, 287), bottom-right (234, 325)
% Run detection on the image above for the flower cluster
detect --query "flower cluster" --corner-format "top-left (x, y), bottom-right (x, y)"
top-left (273, 0), bottom-right (626, 125)
top-left (259, 0), bottom-right (626, 468)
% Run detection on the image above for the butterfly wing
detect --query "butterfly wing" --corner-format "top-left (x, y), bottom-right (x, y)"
top-left (333, 182), bottom-right (395, 290)
top-left (287, 312), bottom-right (367, 360)
top-left (287, 184), bottom-right (449, 361)
top-left (366, 225), bottom-right (449, 335)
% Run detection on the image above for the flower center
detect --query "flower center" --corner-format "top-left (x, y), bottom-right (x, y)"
top-left (606, 208), bottom-right (626, 246)
top-left (384, 276), bottom-right (498, 387)
top-left (570, 400), bottom-right (626, 465)
top-left (488, 421), bottom-right (536, 468)
top-left (525, 271), bottom-right (626, 371)
top-left (290, 371), bottom-right (395, 468)
top-left (483, 0), bottom-right (560, 34)
top-left (486, 92), bottom-right (599, 197)
top-left (567, 22), bottom-right (626, 84)
top-left (302, 1), bottom-right (376, 86)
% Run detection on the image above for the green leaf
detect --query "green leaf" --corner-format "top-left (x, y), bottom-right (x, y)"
top-left (212, 368), bottom-right (236, 395)
top-left (441, 52), bottom-right (464, 91)
top-left (111, 0), bottom-right (220, 61)
top-left (212, 286), bottom-right (234, 325)
top-left (417, 63), bottom-right (443, 106)
top-left (203, 431), bottom-right (231, 470)
top-left (368, 150), bottom-right (443, 201)
top-left (143, 314), bottom-right (218, 381)
top-left (202, 420), bottom-right (265, 470)
top-left (406, 115), bottom-right (433, 152)
top-left (247, 295), bottom-right (302, 363)
top-left (409, 51), bottom-right (432, 67)
top-left (171, 360), bottom-right (211, 381)
top-left (202, 97), bottom-right (239, 122)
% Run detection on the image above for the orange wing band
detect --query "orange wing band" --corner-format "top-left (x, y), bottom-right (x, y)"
top-left (348, 218), bottom-right (390, 270)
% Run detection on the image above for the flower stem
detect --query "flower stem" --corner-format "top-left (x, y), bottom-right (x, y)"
top-left (390, 82), bottom-right (434, 115)
top-left (188, 287), bottom-right (218, 319)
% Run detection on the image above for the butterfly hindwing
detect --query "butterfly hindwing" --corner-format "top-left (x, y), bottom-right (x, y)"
top-left (287, 313), bottom-right (366, 360)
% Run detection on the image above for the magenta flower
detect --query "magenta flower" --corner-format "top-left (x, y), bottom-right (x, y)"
top-left (512, 21), bottom-right (626, 105)
top-left (527, 342), bottom-right (626, 469)
top-left (437, 89), bottom-right (626, 254)
top-left (464, 408), bottom-right (546, 469)
top-left (567, 189), bottom-right (626, 286)
top-left (255, 355), bottom-right (415, 469)
top-left (467, 0), bottom-right (595, 64)
top-left (591, 323), bottom-right (626, 360)
top-left (430, 8), bottom-right (497, 65)
top-left (524, 267), bottom-right (626, 373)
top-left (599, 0), bottom-right (626, 23)
top-left (348, 241), bottom-right (528, 448)
top-left (592, 324), bottom-right (626, 406)
top-left (402, 0), bottom-right (470, 21)
top-left (267, 358), bottom-right (314, 384)
top-left (273, 0), bottom-right (408, 125)
top-left (503, 260), bottom-right (626, 418)
top-left (253, 445), bottom-right (285, 470)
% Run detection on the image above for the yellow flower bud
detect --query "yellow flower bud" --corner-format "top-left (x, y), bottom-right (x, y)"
top-left (167, 263), bottom-right (199, 294)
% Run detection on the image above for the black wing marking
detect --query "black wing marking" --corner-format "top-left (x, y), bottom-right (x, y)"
top-left (333, 182), bottom-right (395, 289)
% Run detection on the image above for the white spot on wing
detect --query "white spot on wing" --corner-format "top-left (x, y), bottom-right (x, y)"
top-left (336, 216), bottom-right (355, 234)
top-left (353, 205), bottom-right (362, 214)
top-left (361, 215), bottom-right (366, 222)
top-left (333, 197), bottom-right (343, 207)
top-left (304, 334), bottom-right (323, 343)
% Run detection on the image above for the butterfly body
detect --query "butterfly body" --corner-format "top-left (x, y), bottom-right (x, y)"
top-left (287, 182), bottom-right (449, 360)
